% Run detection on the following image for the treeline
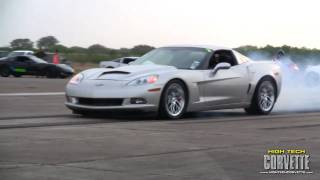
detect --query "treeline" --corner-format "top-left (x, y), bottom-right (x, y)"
top-left (1, 36), bottom-right (320, 65)
top-left (0, 36), bottom-right (155, 63)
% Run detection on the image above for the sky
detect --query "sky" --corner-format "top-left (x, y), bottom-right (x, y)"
top-left (1, 0), bottom-right (320, 49)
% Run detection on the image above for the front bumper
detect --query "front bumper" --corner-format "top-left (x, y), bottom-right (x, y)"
top-left (60, 71), bottom-right (74, 77)
top-left (65, 102), bottom-right (157, 111)
top-left (65, 80), bottom-right (162, 111)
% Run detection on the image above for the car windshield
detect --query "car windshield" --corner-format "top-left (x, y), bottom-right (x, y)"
top-left (132, 47), bottom-right (210, 69)
top-left (8, 52), bottom-right (25, 57)
top-left (29, 56), bottom-right (48, 63)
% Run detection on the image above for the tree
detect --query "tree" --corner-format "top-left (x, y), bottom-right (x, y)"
top-left (49, 44), bottom-right (69, 53)
top-left (69, 46), bottom-right (88, 53)
top-left (119, 48), bottom-right (130, 56)
top-left (131, 45), bottom-right (155, 55)
top-left (88, 44), bottom-right (111, 54)
top-left (10, 38), bottom-right (33, 50)
top-left (37, 36), bottom-right (59, 49)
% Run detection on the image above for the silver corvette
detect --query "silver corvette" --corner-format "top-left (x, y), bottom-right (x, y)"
top-left (65, 45), bottom-right (282, 119)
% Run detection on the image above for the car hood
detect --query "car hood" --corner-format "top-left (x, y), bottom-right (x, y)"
top-left (55, 64), bottom-right (74, 73)
top-left (84, 65), bottom-right (177, 81)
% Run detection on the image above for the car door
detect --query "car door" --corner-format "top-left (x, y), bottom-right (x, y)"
top-left (24, 57), bottom-right (39, 75)
top-left (11, 56), bottom-right (30, 74)
top-left (200, 50), bottom-right (250, 107)
top-left (11, 56), bottom-right (38, 75)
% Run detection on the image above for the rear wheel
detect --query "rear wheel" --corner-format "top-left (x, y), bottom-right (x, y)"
top-left (245, 78), bottom-right (276, 115)
top-left (159, 80), bottom-right (187, 119)
top-left (0, 66), bottom-right (10, 77)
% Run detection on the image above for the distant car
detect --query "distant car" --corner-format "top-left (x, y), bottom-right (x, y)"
top-left (66, 45), bottom-right (282, 119)
top-left (304, 65), bottom-right (320, 87)
top-left (0, 55), bottom-right (74, 78)
top-left (7, 50), bottom-right (34, 57)
top-left (99, 57), bottom-right (138, 68)
top-left (0, 51), bottom-right (9, 58)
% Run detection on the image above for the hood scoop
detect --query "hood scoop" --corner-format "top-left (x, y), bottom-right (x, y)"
top-left (99, 71), bottom-right (130, 77)
top-left (97, 71), bottom-right (131, 80)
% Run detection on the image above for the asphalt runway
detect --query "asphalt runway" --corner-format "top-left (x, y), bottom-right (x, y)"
top-left (0, 77), bottom-right (319, 180)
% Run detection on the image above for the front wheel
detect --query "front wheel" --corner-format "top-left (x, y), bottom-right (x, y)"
top-left (46, 68), bottom-right (59, 78)
top-left (13, 74), bottom-right (22, 77)
top-left (159, 80), bottom-right (187, 119)
top-left (0, 66), bottom-right (10, 77)
top-left (245, 79), bottom-right (276, 115)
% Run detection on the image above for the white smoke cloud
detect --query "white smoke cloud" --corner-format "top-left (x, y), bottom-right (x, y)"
top-left (247, 52), bottom-right (320, 112)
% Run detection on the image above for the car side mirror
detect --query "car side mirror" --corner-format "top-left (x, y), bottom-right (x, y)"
top-left (212, 62), bottom-right (231, 75)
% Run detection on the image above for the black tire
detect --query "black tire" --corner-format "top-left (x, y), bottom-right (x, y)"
top-left (46, 68), bottom-right (59, 78)
top-left (159, 80), bottom-right (188, 119)
top-left (13, 74), bottom-right (22, 77)
top-left (245, 78), bottom-right (277, 115)
top-left (305, 72), bottom-right (319, 88)
top-left (0, 66), bottom-right (11, 77)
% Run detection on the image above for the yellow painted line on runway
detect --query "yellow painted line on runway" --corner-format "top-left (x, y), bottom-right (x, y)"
top-left (0, 92), bottom-right (65, 96)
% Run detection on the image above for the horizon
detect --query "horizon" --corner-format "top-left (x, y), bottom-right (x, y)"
top-left (2, 39), bottom-right (320, 51)
top-left (1, 0), bottom-right (320, 49)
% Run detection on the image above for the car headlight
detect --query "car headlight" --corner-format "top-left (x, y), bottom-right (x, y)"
top-left (127, 75), bottom-right (159, 86)
top-left (69, 73), bottom-right (84, 85)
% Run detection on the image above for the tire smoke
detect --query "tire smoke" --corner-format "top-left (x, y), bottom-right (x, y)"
top-left (247, 52), bottom-right (320, 112)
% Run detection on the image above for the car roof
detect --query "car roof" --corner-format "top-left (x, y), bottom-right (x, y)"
top-left (123, 56), bottom-right (139, 59)
top-left (162, 45), bottom-right (233, 51)
top-left (14, 55), bottom-right (37, 58)
top-left (11, 50), bottom-right (34, 53)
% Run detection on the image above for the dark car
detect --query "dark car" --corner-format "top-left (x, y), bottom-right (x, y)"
top-left (0, 55), bottom-right (74, 78)
top-left (0, 51), bottom-right (9, 58)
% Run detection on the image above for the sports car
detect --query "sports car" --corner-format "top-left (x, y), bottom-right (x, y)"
top-left (65, 45), bottom-right (282, 119)
top-left (0, 55), bottom-right (74, 78)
